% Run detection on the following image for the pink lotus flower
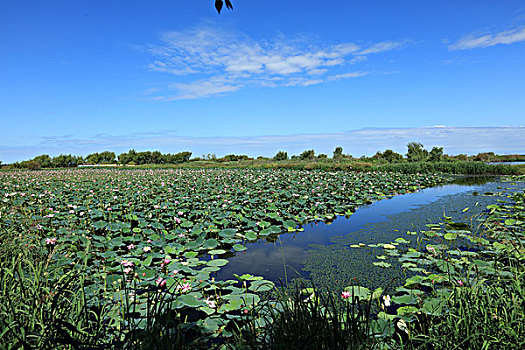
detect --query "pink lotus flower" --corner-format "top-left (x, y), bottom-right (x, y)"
top-left (143, 246), bottom-right (151, 252)
top-left (121, 260), bottom-right (134, 267)
top-left (457, 280), bottom-right (464, 286)
top-left (45, 237), bottom-right (57, 245)
top-left (205, 297), bottom-right (216, 308)
top-left (177, 283), bottom-right (191, 293)
top-left (341, 291), bottom-right (352, 299)
top-left (160, 258), bottom-right (171, 268)
top-left (383, 295), bottom-right (391, 307)
top-left (156, 277), bottom-right (166, 287)
top-left (127, 244), bottom-right (135, 250)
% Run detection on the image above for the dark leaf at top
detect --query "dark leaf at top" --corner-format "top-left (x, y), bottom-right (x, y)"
top-left (215, 0), bottom-right (223, 14)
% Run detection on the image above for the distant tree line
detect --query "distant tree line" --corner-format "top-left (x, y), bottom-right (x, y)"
top-left (11, 154), bottom-right (85, 170)
top-left (6, 150), bottom-right (192, 169)
top-left (2, 143), bottom-right (524, 170)
top-left (270, 143), bottom-right (524, 164)
top-left (118, 150), bottom-right (192, 165)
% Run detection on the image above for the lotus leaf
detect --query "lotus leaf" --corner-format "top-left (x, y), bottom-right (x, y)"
top-left (206, 259), bottom-right (229, 267)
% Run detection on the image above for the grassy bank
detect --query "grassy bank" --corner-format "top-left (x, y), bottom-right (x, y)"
top-left (2, 159), bottom-right (522, 175)
top-left (126, 159), bottom-right (523, 175)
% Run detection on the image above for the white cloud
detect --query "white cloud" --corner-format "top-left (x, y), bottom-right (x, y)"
top-left (358, 41), bottom-right (406, 55)
top-left (449, 27), bottom-right (525, 50)
top-left (284, 78), bottom-right (324, 87)
top-left (328, 71), bottom-right (370, 81)
top-left (145, 27), bottom-right (405, 100)
top-left (307, 68), bottom-right (329, 75)
top-left (159, 77), bottom-right (240, 101)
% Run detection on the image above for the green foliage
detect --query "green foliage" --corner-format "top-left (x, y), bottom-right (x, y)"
top-left (428, 146), bottom-right (443, 162)
top-left (454, 153), bottom-right (469, 161)
top-left (15, 154), bottom-right (84, 169)
top-left (5, 144), bottom-right (524, 172)
top-left (23, 160), bottom-right (41, 170)
top-left (86, 151), bottom-right (116, 164)
top-left (299, 149), bottom-right (315, 160)
top-left (374, 149), bottom-right (404, 163)
top-left (390, 183), bottom-right (525, 349)
top-left (0, 168), bottom-right (444, 348)
top-left (33, 154), bottom-right (53, 168)
top-left (333, 147), bottom-right (343, 159)
top-left (118, 149), bottom-right (192, 165)
top-left (406, 142), bottom-right (429, 162)
top-left (236, 282), bottom-right (381, 349)
top-left (1, 167), bottom-right (524, 348)
top-left (52, 154), bottom-right (83, 167)
top-left (378, 161), bottom-right (520, 175)
top-left (273, 151), bottom-right (288, 161)
top-left (0, 240), bottom-right (112, 348)
top-left (218, 154), bottom-right (251, 162)
top-left (411, 277), bottom-right (525, 349)
top-left (474, 151), bottom-right (496, 162)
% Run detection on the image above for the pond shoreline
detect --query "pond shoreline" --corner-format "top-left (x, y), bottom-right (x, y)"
top-left (216, 176), bottom-right (518, 288)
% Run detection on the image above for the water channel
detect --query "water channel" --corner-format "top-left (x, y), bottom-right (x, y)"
top-left (216, 177), bottom-right (524, 290)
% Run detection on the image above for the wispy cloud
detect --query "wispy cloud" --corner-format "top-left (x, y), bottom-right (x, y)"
top-left (158, 77), bottom-right (240, 101)
top-left (145, 27), bottom-right (405, 100)
top-left (2, 127), bottom-right (523, 163)
top-left (449, 26), bottom-right (525, 50)
top-left (358, 41), bottom-right (405, 55)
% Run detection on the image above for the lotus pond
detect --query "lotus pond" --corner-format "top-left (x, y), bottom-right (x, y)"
top-left (215, 176), bottom-right (502, 285)
top-left (1, 169), bottom-right (523, 348)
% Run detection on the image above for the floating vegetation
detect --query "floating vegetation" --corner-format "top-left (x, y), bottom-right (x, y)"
top-left (302, 178), bottom-right (525, 349)
top-left (302, 180), bottom-right (522, 293)
top-left (0, 168), bottom-right (444, 348)
top-left (3, 167), bottom-right (522, 348)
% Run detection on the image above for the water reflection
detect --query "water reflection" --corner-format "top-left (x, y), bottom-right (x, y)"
top-left (449, 175), bottom-right (496, 186)
top-left (215, 181), bottom-right (485, 282)
top-left (486, 161), bottom-right (525, 165)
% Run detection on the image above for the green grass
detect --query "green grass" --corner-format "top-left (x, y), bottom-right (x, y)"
top-left (410, 272), bottom-right (525, 349)
top-left (233, 282), bottom-right (383, 350)
top-left (377, 161), bottom-right (521, 175)
top-left (0, 235), bottom-right (110, 349)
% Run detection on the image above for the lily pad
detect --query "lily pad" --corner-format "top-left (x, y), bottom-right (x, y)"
top-left (206, 259), bottom-right (229, 267)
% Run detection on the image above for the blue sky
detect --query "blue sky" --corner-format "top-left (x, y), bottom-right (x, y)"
top-left (1, 0), bottom-right (524, 162)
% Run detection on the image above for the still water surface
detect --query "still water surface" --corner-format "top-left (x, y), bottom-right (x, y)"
top-left (216, 177), bottom-right (505, 283)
